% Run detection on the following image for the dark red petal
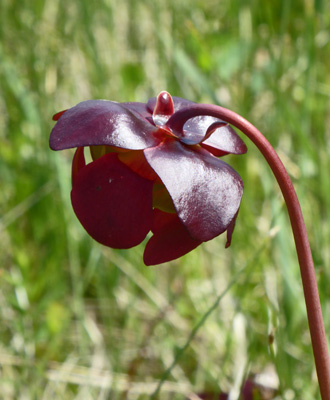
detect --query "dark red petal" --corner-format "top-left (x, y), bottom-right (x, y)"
top-left (120, 101), bottom-right (153, 122)
top-left (180, 116), bottom-right (247, 155)
top-left (72, 147), bottom-right (86, 186)
top-left (152, 91), bottom-right (174, 126)
top-left (144, 140), bottom-right (243, 242)
top-left (71, 153), bottom-right (153, 249)
top-left (179, 116), bottom-right (224, 144)
top-left (201, 123), bottom-right (247, 155)
top-left (50, 100), bottom-right (160, 151)
top-left (200, 143), bottom-right (229, 157)
top-left (143, 209), bottom-right (202, 266)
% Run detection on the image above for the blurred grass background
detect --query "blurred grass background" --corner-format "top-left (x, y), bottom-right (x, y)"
top-left (1, 0), bottom-right (330, 398)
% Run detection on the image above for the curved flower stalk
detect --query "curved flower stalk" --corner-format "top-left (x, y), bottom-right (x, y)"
top-left (166, 102), bottom-right (330, 400)
top-left (50, 92), bottom-right (330, 398)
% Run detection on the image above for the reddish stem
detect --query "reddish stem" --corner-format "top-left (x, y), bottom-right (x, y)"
top-left (167, 105), bottom-right (330, 399)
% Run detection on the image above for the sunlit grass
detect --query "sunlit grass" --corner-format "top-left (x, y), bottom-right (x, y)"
top-left (0, 0), bottom-right (330, 398)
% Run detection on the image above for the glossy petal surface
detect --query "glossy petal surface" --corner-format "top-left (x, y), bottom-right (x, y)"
top-left (202, 124), bottom-right (247, 155)
top-left (50, 100), bottom-right (159, 151)
top-left (181, 116), bottom-right (247, 155)
top-left (148, 96), bottom-right (247, 155)
top-left (71, 153), bottom-right (153, 249)
top-left (144, 140), bottom-right (243, 242)
top-left (143, 209), bottom-right (202, 266)
top-left (120, 101), bottom-right (153, 122)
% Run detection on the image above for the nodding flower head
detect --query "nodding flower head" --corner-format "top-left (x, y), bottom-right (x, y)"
top-left (50, 91), bottom-right (247, 265)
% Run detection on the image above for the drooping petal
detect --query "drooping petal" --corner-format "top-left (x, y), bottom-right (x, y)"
top-left (71, 153), bottom-right (153, 249)
top-left (143, 209), bottom-right (202, 266)
top-left (50, 100), bottom-right (160, 151)
top-left (144, 140), bottom-right (243, 242)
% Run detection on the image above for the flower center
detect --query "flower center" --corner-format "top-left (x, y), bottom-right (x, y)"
top-left (152, 91), bottom-right (175, 127)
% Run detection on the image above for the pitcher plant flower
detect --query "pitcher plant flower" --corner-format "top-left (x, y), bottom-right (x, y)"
top-left (50, 91), bottom-right (330, 399)
top-left (50, 91), bottom-right (246, 265)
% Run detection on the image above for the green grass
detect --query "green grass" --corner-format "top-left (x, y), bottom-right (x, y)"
top-left (1, 0), bottom-right (330, 398)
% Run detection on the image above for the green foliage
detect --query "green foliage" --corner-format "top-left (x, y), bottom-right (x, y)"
top-left (0, 0), bottom-right (329, 398)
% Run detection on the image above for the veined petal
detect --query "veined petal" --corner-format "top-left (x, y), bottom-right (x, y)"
top-left (144, 140), bottom-right (243, 242)
top-left (71, 153), bottom-right (153, 249)
top-left (50, 100), bottom-right (160, 151)
top-left (143, 209), bottom-right (202, 266)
